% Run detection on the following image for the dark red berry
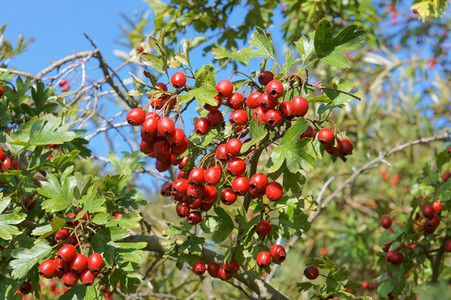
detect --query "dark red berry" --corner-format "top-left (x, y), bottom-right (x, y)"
top-left (218, 266), bottom-right (233, 280)
top-left (246, 92), bottom-right (261, 109)
top-left (80, 269), bottom-right (95, 286)
top-left (176, 202), bottom-right (190, 217)
top-left (173, 178), bottom-right (189, 194)
top-left (291, 96), bottom-right (308, 116)
top-left (55, 229), bottom-right (70, 243)
top-left (256, 251), bottom-right (271, 268)
top-left (171, 137), bottom-right (189, 155)
top-left (229, 109), bottom-right (248, 127)
top-left (39, 260), bottom-right (56, 278)
top-left (156, 82), bottom-right (167, 91)
top-left (57, 244), bottom-right (77, 262)
top-left (264, 109), bottom-right (283, 126)
top-left (205, 166), bottom-right (222, 185)
top-left (195, 118), bottom-right (211, 135)
top-left (265, 182), bottom-right (283, 201)
top-left (256, 220), bottom-right (272, 236)
top-left (140, 140), bottom-right (154, 154)
top-left (279, 101), bottom-right (293, 120)
top-left (225, 139), bottom-right (242, 158)
top-left (300, 125), bottom-right (316, 139)
top-left (216, 80), bottom-right (234, 99)
top-left (171, 72), bottom-right (186, 88)
top-left (190, 198), bottom-right (202, 209)
top-left (423, 205), bottom-right (434, 219)
top-left (188, 168), bottom-right (205, 185)
top-left (167, 128), bottom-right (186, 146)
top-left (87, 253), bottom-right (104, 272)
top-left (270, 245), bottom-right (286, 263)
top-left (304, 266), bottom-right (319, 280)
top-left (207, 262), bottom-right (220, 277)
top-left (157, 117), bottom-right (176, 137)
top-left (258, 71), bottom-right (274, 86)
top-left (187, 211), bottom-right (202, 225)
top-left (227, 158), bottom-right (246, 177)
top-left (142, 116), bottom-right (158, 137)
top-left (62, 271), bottom-right (79, 287)
top-left (249, 173), bottom-right (268, 192)
top-left (203, 185), bottom-right (218, 203)
top-left (259, 92), bottom-right (278, 109)
top-left (192, 261), bottom-right (206, 275)
top-left (19, 282), bottom-right (32, 294)
top-left (443, 171), bottom-right (450, 182)
top-left (221, 188), bottom-right (237, 205)
top-left (385, 251), bottom-right (403, 264)
top-left (59, 79), bottom-right (67, 87)
top-left (216, 144), bottom-right (229, 162)
top-left (232, 176), bottom-right (249, 195)
top-left (187, 184), bottom-right (205, 200)
top-left (207, 110), bottom-right (224, 126)
top-left (126, 108), bottom-right (146, 126)
top-left (340, 138), bottom-right (354, 155)
top-left (227, 93), bottom-right (244, 109)
top-left (445, 239), bottom-right (451, 252)
top-left (69, 254), bottom-right (88, 273)
top-left (380, 216), bottom-right (392, 228)
top-left (156, 159), bottom-right (171, 172)
top-left (223, 258), bottom-right (239, 274)
top-left (266, 80), bottom-right (284, 99)
top-left (317, 128), bottom-right (334, 145)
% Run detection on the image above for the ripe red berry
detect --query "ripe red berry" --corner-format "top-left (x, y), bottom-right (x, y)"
top-left (442, 171), bottom-right (450, 182)
top-left (258, 71), bottom-right (274, 86)
top-left (279, 101), bottom-right (293, 120)
top-left (204, 95), bottom-right (221, 111)
top-left (55, 229), bottom-right (70, 243)
top-left (62, 271), bottom-right (79, 287)
top-left (203, 185), bottom-right (218, 203)
top-left (317, 128), bottom-right (334, 145)
top-left (246, 92), bottom-right (261, 109)
top-left (227, 158), bottom-right (246, 177)
top-left (80, 269), bottom-right (95, 286)
top-left (87, 253), bottom-right (104, 272)
top-left (264, 109), bottom-right (283, 126)
top-left (69, 254), bottom-right (88, 273)
top-left (266, 80), bottom-right (284, 99)
top-left (221, 188), bottom-right (237, 205)
top-left (445, 239), bottom-right (451, 252)
top-left (265, 182), bottom-right (283, 201)
top-left (19, 282), bottom-right (32, 294)
top-left (126, 108), bottom-right (146, 126)
top-left (187, 184), bottom-right (205, 200)
top-left (256, 251), bottom-right (271, 268)
top-left (225, 139), bottom-right (242, 158)
top-left (173, 178), bottom-right (189, 194)
top-left (1, 157), bottom-right (11, 172)
top-left (204, 166), bottom-right (222, 185)
top-left (259, 92), bottom-right (278, 109)
top-left (232, 176), bottom-right (249, 195)
top-left (300, 125), bottom-right (316, 139)
top-left (423, 219), bottom-right (437, 234)
top-left (195, 118), bottom-right (211, 135)
top-left (190, 198), bottom-right (202, 209)
top-left (61, 83), bottom-right (71, 92)
top-left (200, 202), bottom-right (213, 212)
top-left (422, 205), bottom-right (434, 219)
top-left (171, 72), bottom-right (186, 88)
top-left (136, 46), bottom-right (144, 53)
top-left (157, 117), bottom-right (176, 137)
top-left (229, 109), bottom-right (248, 127)
top-left (176, 202), bottom-right (190, 217)
top-left (139, 140), bottom-right (154, 154)
top-left (256, 220), bottom-right (272, 236)
top-left (59, 79), bottom-right (67, 87)
top-left (0, 148), bottom-right (4, 161)
top-left (430, 215), bottom-right (440, 228)
top-left (218, 266), bottom-right (233, 280)
top-left (216, 144), bottom-right (228, 162)
top-left (270, 245), bottom-right (286, 263)
top-left (142, 116), bottom-right (158, 137)
top-left (39, 259), bottom-right (56, 278)
top-left (304, 266), bottom-right (319, 280)
top-left (227, 93), bottom-right (244, 109)
top-left (54, 256), bottom-right (68, 273)
top-left (188, 168), bottom-right (205, 185)
top-left (207, 262), bottom-right (220, 277)
top-left (216, 80), bottom-right (234, 99)
top-left (171, 137), bottom-right (189, 155)
top-left (385, 251), bottom-right (403, 264)
top-left (223, 258), bottom-right (239, 274)
top-left (249, 173), bottom-right (268, 192)
top-left (192, 261), bottom-right (206, 275)
top-left (167, 128), bottom-right (186, 146)
top-left (187, 211), bottom-right (202, 225)
top-left (432, 200), bottom-right (442, 212)
top-left (252, 106), bottom-right (267, 123)
top-left (380, 216), bottom-right (392, 228)
top-left (340, 138), bottom-right (354, 155)
top-left (291, 96), bottom-right (308, 116)
top-left (207, 110), bottom-right (224, 126)
top-left (57, 244), bottom-right (77, 262)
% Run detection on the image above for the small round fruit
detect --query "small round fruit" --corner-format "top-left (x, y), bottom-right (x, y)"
top-left (19, 282), bottom-right (32, 294)
top-left (232, 176), bottom-right (249, 195)
top-left (304, 266), bottom-right (319, 280)
top-left (157, 117), bottom-right (176, 137)
top-left (249, 173), bottom-right (268, 193)
top-left (258, 71), bottom-right (274, 86)
top-left (55, 229), bottom-right (70, 243)
top-left (69, 254), bottom-right (88, 273)
top-left (88, 253), bottom-right (104, 272)
top-left (279, 101), bottom-right (293, 120)
top-left (207, 262), bottom-right (220, 277)
top-left (265, 182), bottom-right (283, 201)
top-left (176, 202), bottom-right (190, 217)
top-left (300, 125), bottom-right (316, 139)
top-left (385, 251), bottom-right (403, 264)
top-left (57, 244), bottom-right (77, 262)
top-left (380, 216), bottom-right (392, 228)
top-left (259, 92), bottom-right (278, 109)
top-left (266, 80), bottom-right (284, 99)
top-left (59, 79), bottom-right (67, 87)
top-left (253, 106), bottom-right (267, 123)
top-left (207, 110), bottom-right (224, 126)
top-left (270, 245), bottom-right (287, 263)
top-left (227, 93), bottom-right (244, 109)
top-left (187, 184), bottom-right (205, 200)
top-left (256, 251), bottom-right (271, 268)
top-left (291, 96), bottom-right (308, 117)
top-left (422, 205), bottom-right (434, 219)
top-left (229, 109), bottom-right (248, 127)
top-left (171, 72), bottom-right (186, 88)
top-left (246, 92), bottom-right (261, 109)
top-left (188, 168), bottom-right (205, 185)
top-left (62, 271), bottom-right (79, 287)
top-left (227, 158), bottom-right (246, 177)
top-left (216, 80), bottom-right (233, 98)
top-left (192, 261), bottom-right (206, 275)
top-left (225, 139), bottom-right (242, 158)
top-left (80, 269), bottom-right (95, 286)
top-left (216, 144), bottom-right (228, 162)
top-left (340, 138), bottom-right (354, 155)
top-left (423, 219), bottom-right (437, 234)
top-left (223, 258), bottom-right (239, 274)
top-left (187, 211), bottom-right (202, 225)
top-left (317, 128), bottom-right (334, 145)
top-left (442, 171), bottom-right (450, 182)
top-left (126, 108), bottom-right (146, 126)
top-left (445, 239), bottom-right (451, 252)
top-left (264, 109), bottom-right (283, 126)
top-left (256, 220), bottom-right (272, 236)
top-left (195, 118), bottom-right (211, 135)
top-left (205, 166), bottom-right (221, 185)
top-left (221, 188), bottom-right (237, 205)
top-left (39, 260), bottom-right (56, 278)
top-left (218, 266), bottom-right (233, 280)
top-left (432, 200), bottom-right (442, 212)
top-left (114, 212), bottom-right (125, 219)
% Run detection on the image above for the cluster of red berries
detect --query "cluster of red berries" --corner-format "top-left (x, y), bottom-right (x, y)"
top-left (191, 258), bottom-right (239, 281)
top-left (255, 244), bottom-right (287, 269)
top-left (379, 216), bottom-right (404, 264)
top-left (413, 199), bottom-right (442, 234)
top-left (38, 244), bottom-right (104, 288)
top-left (0, 148), bottom-right (19, 172)
top-left (58, 79), bottom-right (70, 92)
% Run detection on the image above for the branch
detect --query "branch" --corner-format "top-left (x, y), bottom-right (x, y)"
top-left (124, 235), bottom-right (289, 300)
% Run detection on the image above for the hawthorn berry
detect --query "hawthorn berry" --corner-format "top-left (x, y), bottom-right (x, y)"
top-left (423, 219), bottom-right (437, 234)
top-left (270, 245), bottom-right (287, 263)
top-left (57, 244), bottom-right (77, 262)
top-left (187, 211), bottom-right (202, 225)
top-left (317, 128), bottom-right (334, 145)
top-left (256, 220), bottom-right (272, 236)
top-left (380, 216), bottom-right (392, 228)
top-left (62, 271), bottom-right (79, 287)
top-left (229, 109), bottom-right (248, 127)
top-left (200, 202), bottom-right (214, 212)
top-left (58, 79), bottom-right (67, 87)
top-left (195, 118), bottom-right (211, 135)
top-left (340, 138), bottom-right (354, 155)
top-left (207, 262), bottom-right (220, 277)
top-left (225, 139), bottom-right (242, 158)
top-left (157, 117), bottom-right (176, 137)
top-left (385, 250), bottom-right (403, 264)
top-left (430, 215), bottom-right (440, 228)
top-left (259, 92), bottom-right (278, 109)
top-left (188, 168), bottom-right (205, 185)
top-left (88, 253), bottom-right (104, 272)
top-left (221, 188), bottom-right (237, 205)
top-left (55, 229), bottom-right (70, 243)
top-left (171, 137), bottom-right (189, 155)
top-left (246, 92), bottom-right (261, 109)
top-left (258, 71), bottom-right (274, 86)
top-left (266, 80), bottom-right (284, 99)
top-left (279, 101), bottom-right (293, 120)
top-left (136, 46), bottom-right (144, 53)
top-left (142, 116), bottom-right (158, 137)
top-left (432, 200), bottom-right (442, 212)
top-left (176, 202), bottom-right (190, 217)
top-left (218, 266), bottom-right (233, 280)
top-left (187, 184), bottom-right (205, 200)
top-left (227, 158), bottom-right (246, 177)
top-left (69, 254), bottom-right (88, 273)
top-left (227, 93), bottom-right (244, 109)
top-left (192, 261), bottom-right (206, 275)
top-left (171, 72), bottom-right (186, 88)
top-left (126, 108), bottom-right (146, 126)
top-left (19, 282), bottom-right (32, 294)
top-left (422, 205), bottom-right (434, 219)
top-left (264, 109), bottom-right (283, 126)
top-left (1, 157), bottom-right (11, 172)
top-left (203, 185), bottom-right (218, 203)
top-left (140, 140), bottom-right (154, 154)
top-left (207, 110), bottom-right (223, 126)
top-left (256, 251), bottom-right (271, 268)
top-left (216, 80), bottom-right (234, 98)
top-left (54, 257), bottom-right (68, 272)
top-left (190, 199), bottom-right (202, 209)
top-left (304, 266), bottom-right (319, 280)
top-left (223, 258), bottom-right (239, 274)
top-left (253, 106), bottom-right (267, 123)
top-left (445, 239), bottom-right (451, 252)
top-left (249, 173), bottom-right (268, 192)
top-left (173, 178), bottom-right (189, 194)
top-left (232, 176), bottom-right (249, 195)
top-left (167, 128), bottom-right (185, 146)
top-left (442, 171), bottom-right (450, 182)
top-left (39, 260), bottom-right (56, 278)
top-left (291, 96), bottom-right (308, 116)
top-left (0, 148), bottom-right (4, 161)
top-left (204, 166), bottom-right (222, 185)
top-left (265, 182), bottom-right (283, 201)
top-left (80, 269), bottom-right (95, 286)
top-left (114, 212), bottom-right (125, 219)
top-left (300, 125), bottom-right (316, 139)
top-left (204, 95), bottom-right (222, 111)
top-left (216, 144), bottom-right (229, 162)
top-left (61, 83), bottom-right (71, 92)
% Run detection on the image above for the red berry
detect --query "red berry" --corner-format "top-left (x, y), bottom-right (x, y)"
top-left (340, 138), bottom-right (354, 155)
top-left (87, 253), bottom-right (104, 272)
top-left (207, 262), bottom-right (220, 277)
top-left (317, 128), bottom-right (334, 145)
top-left (432, 200), bottom-right (442, 212)
top-left (227, 93), bottom-right (244, 109)
top-left (423, 219), bottom-right (437, 234)
top-left (221, 188), bottom-right (237, 205)
top-left (422, 205), bottom-right (434, 219)
top-left (61, 83), bottom-right (70, 92)
top-left (171, 72), bottom-right (186, 88)
top-left (270, 245), bottom-right (286, 263)
top-left (225, 139), bottom-right (242, 158)
top-left (218, 266), bottom-right (233, 280)
top-left (380, 216), bottom-right (392, 228)
top-left (207, 110), bottom-right (224, 126)
top-left (136, 46), bottom-right (144, 53)
top-left (139, 140), bottom-right (154, 154)
top-left (80, 269), bottom-right (95, 286)
top-left (188, 168), bottom-right (205, 185)
top-left (62, 271), bottom-right (79, 287)
top-left (195, 118), bottom-right (211, 135)
top-left (304, 266), bottom-right (319, 280)
top-left (300, 125), bottom-right (316, 139)
top-left (54, 256), bottom-right (68, 273)
top-left (266, 80), bottom-right (284, 99)
top-left (232, 176), bottom-right (249, 195)
top-left (142, 116), bottom-right (158, 137)
top-left (192, 261), bottom-right (206, 275)
top-left (204, 95), bottom-right (221, 111)
top-left (227, 158), bottom-right (246, 177)
top-left (173, 178), bottom-right (189, 194)
top-left (55, 229), bottom-right (70, 243)
top-left (252, 106), bottom-right (267, 123)
top-left (39, 259), bottom-right (56, 278)
top-left (216, 144), bottom-right (228, 162)
top-left (249, 173), bottom-right (268, 192)
top-left (57, 244), bottom-right (77, 262)
top-left (203, 185), bottom-right (218, 203)
top-left (190, 198), bottom-right (202, 209)
top-left (157, 117), bottom-right (176, 137)
top-left (167, 128), bottom-right (186, 146)
top-left (69, 254), bottom-right (88, 273)
top-left (171, 137), bottom-right (189, 155)
top-left (58, 79), bottom-right (67, 87)
top-left (223, 258), bottom-right (239, 274)
top-left (200, 202), bottom-right (213, 211)
top-left (265, 182), bottom-right (283, 201)
top-left (264, 109), bottom-right (283, 126)
top-left (430, 215), bottom-right (440, 228)
top-left (279, 101), bottom-right (293, 120)
top-left (229, 109), bottom-right (248, 127)
top-left (445, 239), bottom-right (451, 252)
top-left (19, 282), bottom-right (32, 294)
top-left (204, 166), bottom-right (222, 185)
top-left (176, 202), bottom-right (190, 217)
top-left (216, 80), bottom-right (233, 99)
top-left (256, 220), bottom-right (272, 236)
top-left (258, 71), bottom-right (274, 86)
top-left (187, 211), bottom-right (202, 225)
top-left (0, 148), bottom-right (4, 161)
top-left (442, 171), bottom-right (450, 182)
top-left (385, 251), bottom-right (403, 264)
top-left (187, 184), bottom-right (205, 200)
top-left (114, 212), bottom-right (125, 219)
top-left (291, 96), bottom-right (308, 117)
top-left (246, 92), bottom-right (261, 109)
top-left (126, 108), bottom-right (146, 126)
top-left (259, 92), bottom-right (278, 109)
top-left (256, 251), bottom-right (271, 268)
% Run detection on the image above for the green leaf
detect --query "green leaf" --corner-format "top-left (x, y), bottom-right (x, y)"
top-left (377, 281), bottom-right (394, 297)
top-left (10, 242), bottom-right (52, 279)
top-left (32, 217), bottom-right (65, 242)
top-left (79, 185), bottom-right (105, 214)
top-left (140, 52), bottom-right (165, 74)
top-left (241, 119), bottom-right (267, 152)
top-left (314, 19), bottom-right (334, 57)
top-left (295, 35), bottom-right (315, 63)
top-left (38, 173), bottom-right (74, 213)
top-left (297, 282), bottom-right (314, 292)
top-left (189, 87), bottom-right (218, 107)
top-left (107, 211), bottom-right (142, 229)
top-left (0, 212), bottom-right (25, 240)
top-left (249, 27), bottom-right (276, 59)
top-left (91, 227), bottom-right (130, 266)
top-left (211, 207), bottom-right (235, 243)
top-left (0, 274), bottom-right (19, 300)
top-left (179, 236), bottom-right (205, 255)
top-left (59, 285), bottom-right (101, 300)
top-left (29, 117), bottom-right (77, 146)
top-left (193, 64), bottom-right (216, 89)
top-left (212, 47), bottom-right (252, 65)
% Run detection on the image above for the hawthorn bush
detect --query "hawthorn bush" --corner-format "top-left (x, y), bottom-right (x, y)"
top-left (0, 1), bottom-right (450, 299)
